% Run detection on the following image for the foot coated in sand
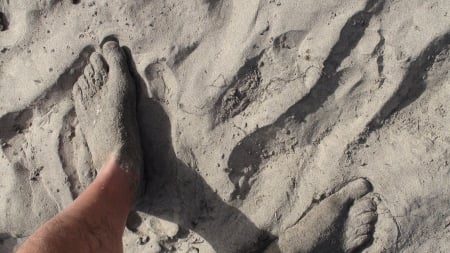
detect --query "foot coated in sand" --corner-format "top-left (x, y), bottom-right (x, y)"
top-left (72, 40), bottom-right (143, 186)
top-left (265, 178), bottom-right (378, 253)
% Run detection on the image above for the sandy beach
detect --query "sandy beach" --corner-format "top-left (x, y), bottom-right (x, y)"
top-left (0, 0), bottom-right (449, 252)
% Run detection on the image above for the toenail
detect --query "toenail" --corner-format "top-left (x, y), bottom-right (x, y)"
top-left (103, 41), bottom-right (119, 51)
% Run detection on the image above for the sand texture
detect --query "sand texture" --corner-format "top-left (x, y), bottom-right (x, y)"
top-left (1, 0), bottom-right (450, 252)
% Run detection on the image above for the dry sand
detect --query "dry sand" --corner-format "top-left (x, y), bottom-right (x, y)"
top-left (0, 0), bottom-right (449, 252)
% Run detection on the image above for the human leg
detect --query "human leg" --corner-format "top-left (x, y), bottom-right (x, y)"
top-left (17, 40), bottom-right (142, 253)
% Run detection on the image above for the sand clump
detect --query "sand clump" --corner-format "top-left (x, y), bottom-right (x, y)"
top-left (1, 0), bottom-right (450, 252)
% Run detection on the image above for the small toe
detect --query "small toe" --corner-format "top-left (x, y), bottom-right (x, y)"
top-left (354, 224), bottom-right (373, 236)
top-left (84, 63), bottom-right (95, 80)
top-left (357, 212), bottom-right (378, 224)
top-left (90, 52), bottom-right (108, 72)
top-left (350, 198), bottom-right (377, 216)
top-left (77, 75), bottom-right (89, 94)
top-left (72, 82), bottom-right (82, 101)
top-left (83, 64), bottom-right (95, 88)
top-left (346, 234), bottom-right (370, 253)
top-left (73, 81), bottom-right (87, 110)
top-left (83, 62), bottom-right (104, 98)
top-left (90, 52), bottom-right (108, 85)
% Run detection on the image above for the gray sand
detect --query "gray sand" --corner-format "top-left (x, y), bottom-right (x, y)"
top-left (0, 0), bottom-right (449, 252)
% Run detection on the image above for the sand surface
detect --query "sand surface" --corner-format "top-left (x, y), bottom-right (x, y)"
top-left (0, 0), bottom-right (450, 252)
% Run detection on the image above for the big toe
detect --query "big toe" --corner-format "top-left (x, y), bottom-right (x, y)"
top-left (102, 40), bottom-right (128, 72)
top-left (335, 179), bottom-right (372, 205)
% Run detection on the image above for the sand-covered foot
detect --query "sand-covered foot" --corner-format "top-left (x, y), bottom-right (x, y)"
top-left (72, 40), bottom-right (143, 187)
top-left (343, 197), bottom-right (378, 252)
top-left (265, 178), bottom-right (373, 253)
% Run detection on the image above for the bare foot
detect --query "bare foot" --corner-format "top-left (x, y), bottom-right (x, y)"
top-left (72, 40), bottom-right (143, 192)
top-left (343, 197), bottom-right (378, 252)
top-left (265, 178), bottom-right (376, 253)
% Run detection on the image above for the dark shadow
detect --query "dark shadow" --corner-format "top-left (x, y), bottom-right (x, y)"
top-left (205, 0), bottom-right (222, 12)
top-left (0, 233), bottom-right (17, 253)
top-left (135, 98), bottom-right (278, 253)
top-left (0, 12), bottom-right (9, 31)
top-left (0, 46), bottom-right (94, 142)
top-left (227, 0), bottom-right (385, 201)
top-left (123, 56), bottom-right (279, 253)
top-left (170, 41), bottom-right (200, 67)
top-left (367, 31), bottom-right (450, 131)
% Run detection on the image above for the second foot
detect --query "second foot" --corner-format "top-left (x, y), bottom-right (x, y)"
top-left (265, 178), bottom-right (378, 253)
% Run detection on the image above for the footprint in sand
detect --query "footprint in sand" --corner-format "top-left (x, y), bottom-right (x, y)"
top-left (264, 178), bottom-right (379, 253)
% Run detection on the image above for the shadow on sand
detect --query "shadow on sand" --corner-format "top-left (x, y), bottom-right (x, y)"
top-left (123, 51), bottom-right (279, 252)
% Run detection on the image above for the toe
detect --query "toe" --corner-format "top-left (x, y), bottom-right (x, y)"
top-left (90, 52), bottom-right (108, 72)
top-left (72, 81), bottom-right (82, 101)
top-left (354, 224), bottom-right (373, 236)
top-left (84, 64), bottom-right (96, 88)
top-left (76, 75), bottom-right (89, 98)
top-left (102, 40), bottom-right (128, 72)
top-left (335, 179), bottom-right (372, 205)
top-left (357, 212), bottom-right (378, 224)
top-left (350, 198), bottom-right (377, 216)
top-left (73, 80), bottom-right (87, 110)
top-left (90, 52), bottom-right (108, 85)
top-left (84, 63), bottom-right (95, 80)
top-left (346, 234), bottom-right (370, 253)
top-left (84, 64), bottom-right (100, 97)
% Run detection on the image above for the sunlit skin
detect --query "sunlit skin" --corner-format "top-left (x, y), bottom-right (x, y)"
top-left (17, 157), bottom-right (135, 253)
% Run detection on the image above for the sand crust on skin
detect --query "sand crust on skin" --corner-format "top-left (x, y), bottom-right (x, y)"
top-left (0, 0), bottom-right (450, 252)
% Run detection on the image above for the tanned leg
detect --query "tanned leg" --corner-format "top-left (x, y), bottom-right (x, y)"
top-left (17, 40), bottom-right (142, 253)
top-left (16, 158), bottom-right (134, 253)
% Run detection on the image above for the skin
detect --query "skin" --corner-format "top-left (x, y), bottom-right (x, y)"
top-left (16, 157), bottom-right (134, 253)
